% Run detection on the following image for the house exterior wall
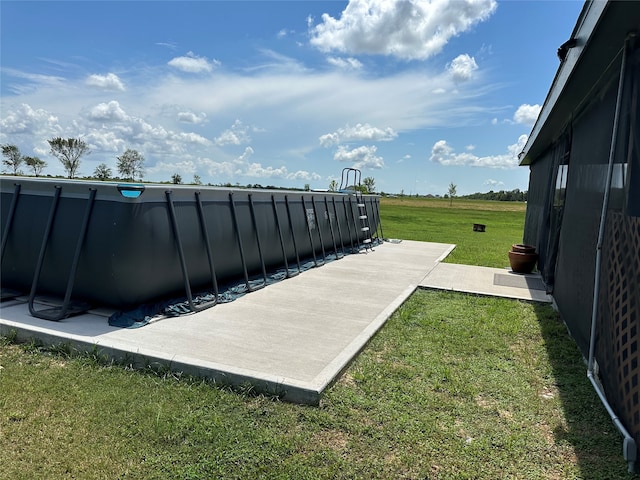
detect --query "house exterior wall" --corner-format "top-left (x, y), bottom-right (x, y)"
top-left (523, 34), bottom-right (640, 461)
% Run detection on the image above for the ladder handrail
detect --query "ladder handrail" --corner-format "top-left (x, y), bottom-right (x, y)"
top-left (339, 167), bottom-right (362, 192)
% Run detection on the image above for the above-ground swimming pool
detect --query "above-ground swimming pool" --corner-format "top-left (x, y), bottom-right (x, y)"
top-left (1, 176), bottom-right (381, 320)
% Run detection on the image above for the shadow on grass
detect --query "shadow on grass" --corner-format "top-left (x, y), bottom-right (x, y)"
top-left (532, 302), bottom-right (638, 479)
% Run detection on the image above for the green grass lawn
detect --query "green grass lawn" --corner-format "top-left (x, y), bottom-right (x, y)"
top-left (380, 196), bottom-right (527, 267)
top-left (0, 198), bottom-right (634, 479)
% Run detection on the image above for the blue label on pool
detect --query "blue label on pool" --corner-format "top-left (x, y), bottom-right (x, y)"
top-left (117, 184), bottom-right (145, 198)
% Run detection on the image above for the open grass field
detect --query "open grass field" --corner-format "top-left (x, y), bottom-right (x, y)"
top-left (0, 198), bottom-right (634, 479)
top-left (380, 196), bottom-right (527, 267)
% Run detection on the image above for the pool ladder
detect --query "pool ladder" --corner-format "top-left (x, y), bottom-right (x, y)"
top-left (339, 168), bottom-right (374, 252)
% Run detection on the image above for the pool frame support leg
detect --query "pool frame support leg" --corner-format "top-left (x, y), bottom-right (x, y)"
top-left (29, 186), bottom-right (95, 321)
top-left (247, 193), bottom-right (268, 288)
top-left (372, 197), bottom-right (384, 242)
top-left (324, 196), bottom-right (342, 259)
top-left (284, 195), bottom-right (302, 273)
top-left (331, 197), bottom-right (347, 257)
top-left (342, 196), bottom-right (356, 253)
top-left (301, 196), bottom-right (323, 267)
top-left (229, 192), bottom-right (265, 292)
top-left (272, 195), bottom-right (299, 278)
top-left (195, 191), bottom-right (220, 305)
top-left (166, 191), bottom-right (219, 313)
top-left (311, 196), bottom-right (327, 263)
top-left (167, 191), bottom-right (197, 311)
top-left (0, 183), bottom-right (21, 263)
top-left (1, 183), bottom-right (22, 300)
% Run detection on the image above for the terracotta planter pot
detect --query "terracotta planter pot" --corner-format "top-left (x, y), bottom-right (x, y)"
top-left (508, 250), bottom-right (538, 274)
top-left (511, 244), bottom-right (536, 254)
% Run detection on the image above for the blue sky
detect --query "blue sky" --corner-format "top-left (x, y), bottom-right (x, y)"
top-left (1, 0), bottom-right (584, 195)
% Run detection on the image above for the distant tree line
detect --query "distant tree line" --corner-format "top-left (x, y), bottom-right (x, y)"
top-left (2, 138), bottom-right (147, 183)
top-left (464, 189), bottom-right (527, 202)
top-left (1, 144), bottom-right (48, 176)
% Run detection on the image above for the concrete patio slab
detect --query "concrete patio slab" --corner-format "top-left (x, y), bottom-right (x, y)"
top-left (419, 262), bottom-right (552, 303)
top-left (0, 240), bottom-right (455, 405)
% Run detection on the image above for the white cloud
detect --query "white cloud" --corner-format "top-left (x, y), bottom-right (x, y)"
top-left (430, 135), bottom-right (528, 168)
top-left (447, 54), bottom-right (478, 82)
top-left (4, 65), bottom-right (475, 182)
top-left (88, 100), bottom-right (128, 122)
top-left (287, 170), bottom-right (322, 181)
top-left (200, 158), bottom-right (235, 178)
top-left (326, 56), bottom-right (363, 70)
top-left (86, 73), bottom-right (125, 91)
top-left (484, 179), bottom-right (504, 188)
top-left (491, 118), bottom-right (498, 125)
top-left (156, 42), bottom-right (178, 51)
top-left (309, 0), bottom-right (497, 60)
top-left (249, 49), bottom-right (309, 74)
top-left (176, 132), bottom-right (210, 146)
top-left (2, 68), bottom-right (66, 95)
top-left (168, 52), bottom-right (218, 73)
top-left (513, 104), bottom-right (541, 126)
top-left (177, 111), bottom-right (207, 124)
top-left (214, 120), bottom-right (251, 146)
top-left (0, 39), bottom-right (498, 185)
top-left (246, 162), bottom-right (288, 178)
top-left (82, 100), bottom-right (210, 155)
top-left (319, 123), bottom-right (397, 147)
top-left (147, 160), bottom-right (197, 176)
top-left (0, 103), bottom-right (60, 136)
top-left (84, 130), bottom-right (126, 153)
top-left (237, 146), bottom-right (254, 163)
top-left (334, 144), bottom-right (384, 169)
top-left (200, 147), bottom-right (321, 181)
top-left (141, 63), bottom-right (490, 142)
